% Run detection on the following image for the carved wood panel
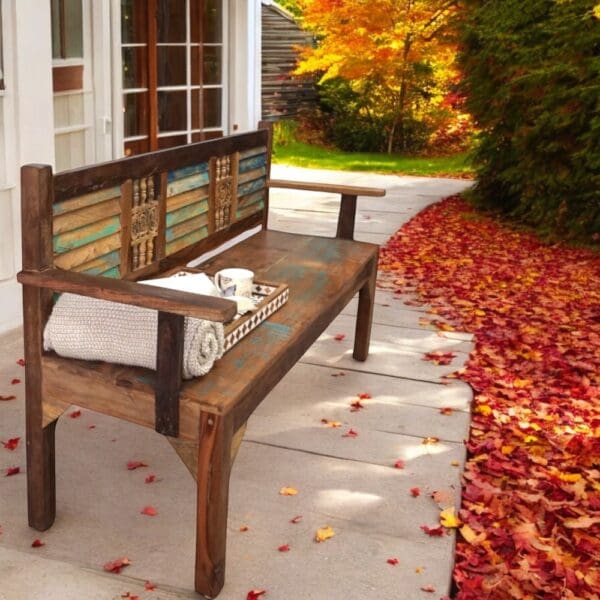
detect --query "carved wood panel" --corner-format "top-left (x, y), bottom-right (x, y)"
top-left (130, 176), bottom-right (159, 271)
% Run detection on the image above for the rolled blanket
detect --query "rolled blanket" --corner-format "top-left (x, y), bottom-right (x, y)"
top-left (43, 293), bottom-right (225, 379)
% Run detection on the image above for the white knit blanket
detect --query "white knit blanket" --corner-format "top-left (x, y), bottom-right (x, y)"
top-left (43, 291), bottom-right (225, 379)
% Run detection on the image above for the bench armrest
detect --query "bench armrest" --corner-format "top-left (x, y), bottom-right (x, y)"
top-left (17, 268), bottom-right (238, 323)
top-left (267, 179), bottom-right (386, 240)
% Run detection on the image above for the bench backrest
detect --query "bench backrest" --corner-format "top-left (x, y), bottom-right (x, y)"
top-left (32, 129), bottom-right (270, 280)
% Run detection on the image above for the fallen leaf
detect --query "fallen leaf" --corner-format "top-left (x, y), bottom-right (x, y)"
top-left (387, 558), bottom-right (399, 565)
top-left (394, 459), bottom-right (405, 469)
top-left (5, 466), bottom-right (20, 476)
top-left (239, 525), bottom-right (249, 532)
top-left (144, 474), bottom-right (156, 484)
top-left (460, 524), bottom-right (485, 544)
top-left (103, 557), bottom-right (131, 574)
top-left (279, 487), bottom-right (298, 496)
top-left (410, 487), bottom-right (421, 497)
top-left (87, 425), bottom-right (96, 430)
top-left (563, 516), bottom-right (600, 529)
top-left (333, 334), bottom-right (345, 341)
top-left (144, 581), bottom-right (156, 591)
top-left (121, 594), bottom-right (139, 600)
top-left (315, 525), bottom-right (335, 543)
top-left (431, 489), bottom-right (454, 508)
top-left (350, 400), bottom-right (365, 412)
top-left (342, 428), bottom-right (358, 438)
top-left (16, 359), bottom-right (25, 366)
top-left (2, 437), bottom-right (20, 451)
top-left (420, 525), bottom-right (445, 537)
top-left (290, 515), bottom-right (303, 524)
top-left (421, 437), bottom-right (440, 445)
top-left (10, 378), bottom-right (21, 385)
top-left (439, 506), bottom-right (461, 528)
top-left (68, 410), bottom-right (81, 419)
top-left (421, 584), bottom-right (436, 593)
top-left (423, 351), bottom-right (456, 366)
top-left (246, 590), bottom-right (266, 600)
top-left (331, 371), bottom-right (346, 377)
top-left (415, 566), bottom-right (425, 574)
top-left (450, 460), bottom-right (459, 467)
top-left (141, 505), bottom-right (158, 517)
top-left (0, 395), bottom-right (16, 401)
top-left (439, 407), bottom-right (454, 415)
top-left (321, 419), bottom-right (342, 428)
top-left (357, 392), bottom-right (372, 400)
top-left (31, 539), bottom-right (45, 548)
top-left (278, 544), bottom-right (290, 552)
top-left (127, 461), bottom-right (148, 470)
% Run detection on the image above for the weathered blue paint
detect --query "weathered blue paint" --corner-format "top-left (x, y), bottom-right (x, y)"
top-left (167, 163), bottom-right (209, 183)
top-left (53, 216), bottom-right (121, 254)
top-left (167, 171), bottom-right (210, 197)
top-left (166, 200), bottom-right (208, 228)
top-left (239, 153), bottom-right (267, 174)
top-left (262, 321), bottom-right (292, 338)
top-left (234, 357), bottom-right (247, 370)
top-left (166, 224), bottom-right (208, 244)
top-left (78, 250), bottom-right (121, 276)
top-left (165, 228), bottom-right (207, 256)
top-left (237, 176), bottom-right (266, 197)
top-left (98, 265), bottom-right (121, 279)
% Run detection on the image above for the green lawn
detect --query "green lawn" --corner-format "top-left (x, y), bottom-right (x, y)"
top-left (273, 141), bottom-right (473, 178)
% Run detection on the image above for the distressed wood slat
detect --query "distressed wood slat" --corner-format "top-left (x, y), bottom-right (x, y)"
top-left (167, 186), bottom-right (209, 212)
top-left (166, 214), bottom-right (209, 242)
top-left (73, 249), bottom-right (120, 276)
top-left (53, 232), bottom-right (121, 270)
top-left (53, 215), bottom-right (121, 254)
top-left (236, 203), bottom-right (265, 221)
top-left (165, 228), bottom-right (208, 256)
top-left (237, 176), bottom-right (266, 197)
top-left (239, 153), bottom-right (267, 174)
top-left (167, 171), bottom-right (210, 197)
top-left (166, 200), bottom-right (209, 229)
top-left (238, 146), bottom-right (267, 160)
top-left (237, 190), bottom-right (266, 211)
top-left (167, 163), bottom-right (209, 183)
top-left (237, 166), bottom-right (267, 185)
top-left (53, 186), bottom-right (121, 215)
top-left (53, 198), bottom-right (121, 234)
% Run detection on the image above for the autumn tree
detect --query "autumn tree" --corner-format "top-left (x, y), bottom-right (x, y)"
top-left (295, 0), bottom-right (460, 153)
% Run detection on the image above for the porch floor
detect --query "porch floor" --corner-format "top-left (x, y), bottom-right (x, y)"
top-left (0, 166), bottom-right (473, 599)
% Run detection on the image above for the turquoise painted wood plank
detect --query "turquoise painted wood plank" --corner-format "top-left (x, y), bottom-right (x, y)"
top-left (53, 215), bottom-right (121, 254)
top-left (239, 153), bottom-right (267, 174)
top-left (98, 266), bottom-right (121, 279)
top-left (167, 162), bottom-right (209, 183)
top-left (238, 166), bottom-right (266, 185)
top-left (239, 145), bottom-right (267, 160)
top-left (237, 176), bottom-right (266, 197)
top-left (165, 228), bottom-right (208, 256)
top-left (237, 189), bottom-right (265, 209)
top-left (167, 171), bottom-right (210, 197)
top-left (53, 185), bottom-right (121, 216)
top-left (77, 249), bottom-right (121, 276)
top-left (165, 200), bottom-right (209, 228)
top-left (237, 200), bottom-right (264, 220)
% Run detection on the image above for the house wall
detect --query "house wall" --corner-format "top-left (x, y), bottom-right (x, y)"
top-left (0, 0), bottom-right (262, 335)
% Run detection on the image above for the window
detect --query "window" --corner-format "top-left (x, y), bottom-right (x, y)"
top-left (51, 0), bottom-right (83, 60)
top-left (0, 4), bottom-right (4, 90)
top-left (121, 0), bottom-right (224, 156)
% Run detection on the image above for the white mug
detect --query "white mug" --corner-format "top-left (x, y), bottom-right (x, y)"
top-left (214, 268), bottom-right (254, 298)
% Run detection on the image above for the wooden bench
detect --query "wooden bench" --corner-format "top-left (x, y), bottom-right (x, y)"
top-left (17, 126), bottom-right (385, 598)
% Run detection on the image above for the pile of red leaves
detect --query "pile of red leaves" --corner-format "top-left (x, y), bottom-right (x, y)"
top-left (379, 196), bottom-right (600, 599)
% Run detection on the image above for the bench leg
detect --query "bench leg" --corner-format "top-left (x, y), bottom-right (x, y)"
top-left (195, 413), bottom-right (233, 599)
top-left (27, 419), bottom-right (57, 531)
top-left (353, 258), bottom-right (377, 361)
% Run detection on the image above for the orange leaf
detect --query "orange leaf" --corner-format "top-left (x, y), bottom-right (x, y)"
top-left (439, 407), bottom-right (454, 415)
top-left (239, 525), bottom-right (249, 532)
top-left (103, 557), bottom-right (131, 574)
top-left (421, 436), bottom-right (439, 445)
top-left (0, 395), bottom-right (16, 401)
top-left (321, 419), bottom-right (342, 428)
top-left (279, 487), bottom-right (298, 496)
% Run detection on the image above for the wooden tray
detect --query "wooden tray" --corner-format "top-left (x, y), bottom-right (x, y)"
top-left (169, 268), bottom-right (289, 353)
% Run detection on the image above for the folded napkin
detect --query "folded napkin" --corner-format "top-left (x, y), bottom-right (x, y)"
top-left (43, 277), bottom-right (225, 378)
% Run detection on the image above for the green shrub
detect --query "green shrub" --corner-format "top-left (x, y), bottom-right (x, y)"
top-left (460, 0), bottom-right (600, 242)
top-left (272, 120), bottom-right (299, 147)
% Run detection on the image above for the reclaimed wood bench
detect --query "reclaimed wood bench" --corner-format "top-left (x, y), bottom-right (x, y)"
top-left (17, 125), bottom-right (384, 598)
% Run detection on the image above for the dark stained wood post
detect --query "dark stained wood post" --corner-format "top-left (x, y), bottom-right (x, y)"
top-left (155, 311), bottom-right (185, 436)
top-left (353, 255), bottom-right (378, 361)
top-left (336, 194), bottom-right (358, 240)
top-left (20, 164), bottom-right (58, 531)
top-left (195, 412), bottom-right (233, 598)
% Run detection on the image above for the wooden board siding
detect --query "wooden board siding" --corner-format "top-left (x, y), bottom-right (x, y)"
top-left (261, 4), bottom-right (317, 120)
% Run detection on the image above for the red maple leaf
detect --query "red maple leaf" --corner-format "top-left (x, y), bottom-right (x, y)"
top-left (31, 539), bottom-right (45, 548)
top-left (333, 333), bottom-right (345, 341)
top-left (350, 400), bottom-right (365, 412)
top-left (387, 558), bottom-right (399, 565)
top-left (394, 459), bottom-right (405, 469)
top-left (247, 590), bottom-right (267, 600)
top-left (410, 487), bottom-right (421, 497)
top-left (127, 461), bottom-right (148, 470)
top-left (16, 359), bottom-right (25, 366)
top-left (141, 505), bottom-right (158, 517)
top-left (103, 557), bottom-right (131, 574)
top-left (5, 466), bottom-right (20, 476)
top-left (278, 544), bottom-right (290, 552)
top-left (144, 581), bottom-right (156, 591)
top-left (357, 392), bottom-right (372, 399)
top-left (144, 474), bottom-right (156, 484)
top-left (420, 525), bottom-right (445, 537)
top-left (2, 437), bottom-right (20, 451)
top-left (342, 428), bottom-right (358, 438)
top-left (10, 378), bottom-right (21, 385)
top-left (121, 594), bottom-right (140, 600)
top-left (423, 351), bottom-right (456, 366)
top-left (290, 515), bottom-right (303, 524)
top-left (68, 410), bottom-right (81, 419)
top-left (439, 407), bottom-right (454, 415)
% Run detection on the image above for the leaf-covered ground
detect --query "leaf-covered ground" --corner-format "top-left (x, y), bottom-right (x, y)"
top-left (379, 196), bottom-right (600, 600)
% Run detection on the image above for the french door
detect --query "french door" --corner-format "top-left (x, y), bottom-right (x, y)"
top-left (121, 0), bottom-right (225, 156)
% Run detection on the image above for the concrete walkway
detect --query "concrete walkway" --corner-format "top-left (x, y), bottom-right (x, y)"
top-left (0, 166), bottom-right (473, 599)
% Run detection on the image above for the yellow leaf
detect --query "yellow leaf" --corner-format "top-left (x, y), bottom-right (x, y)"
top-left (513, 379), bottom-right (531, 388)
top-left (415, 566), bottom-right (425, 574)
top-left (440, 506), bottom-right (461, 528)
top-left (450, 460), bottom-right (460, 467)
top-left (524, 435), bottom-right (538, 444)
top-left (422, 436), bottom-right (440, 445)
top-left (476, 404), bottom-right (492, 416)
top-left (558, 472), bottom-right (582, 483)
top-left (315, 525), bottom-right (335, 542)
top-left (594, 4), bottom-right (600, 19)
top-left (501, 445), bottom-right (515, 455)
top-left (279, 487), bottom-right (298, 496)
top-left (460, 524), bottom-right (482, 544)
top-left (474, 309), bottom-right (486, 316)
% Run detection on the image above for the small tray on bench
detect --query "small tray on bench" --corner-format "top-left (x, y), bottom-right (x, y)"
top-left (169, 268), bottom-right (290, 353)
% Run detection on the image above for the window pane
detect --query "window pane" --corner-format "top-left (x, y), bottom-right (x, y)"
top-left (122, 46), bottom-right (148, 89)
top-left (158, 91), bottom-right (187, 132)
top-left (203, 88), bottom-right (221, 128)
top-left (121, 0), bottom-right (147, 44)
top-left (124, 92), bottom-right (149, 138)
top-left (203, 46), bottom-right (221, 85)
top-left (157, 0), bottom-right (186, 43)
top-left (192, 89), bottom-right (201, 129)
top-left (190, 0), bottom-right (201, 44)
top-left (64, 0), bottom-right (83, 58)
top-left (157, 46), bottom-right (187, 87)
top-left (0, 5), bottom-right (3, 89)
top-left (203, 0), bottom-right (222, 43)
top-left (51, 0), bottom-right (62, 59)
